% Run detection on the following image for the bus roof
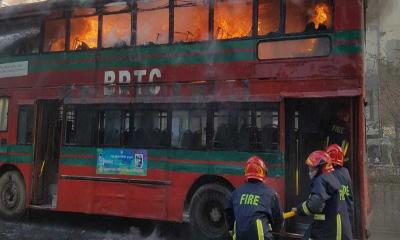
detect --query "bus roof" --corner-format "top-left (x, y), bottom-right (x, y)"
top-left (0, 0), bottom-right (124, 20)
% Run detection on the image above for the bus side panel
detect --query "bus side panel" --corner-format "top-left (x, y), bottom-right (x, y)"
top-left (57, 166), bottom-right (169, 220)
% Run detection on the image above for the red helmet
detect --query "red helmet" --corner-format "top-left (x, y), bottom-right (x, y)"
top-left (305, 150), bottom-right (334, 174)
top-left (326, 144), bottom-right (344, 167)
top-left (245, 156), bottom-right (267, 181)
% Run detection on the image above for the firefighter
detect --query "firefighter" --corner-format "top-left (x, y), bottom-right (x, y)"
top-left (295, 150), bottom-right (352, 240)
top-left (224, 156), bottom-right (284, 240)
top-left (327, 144), bottom-right (354, 235)
top-left (325, 107), bottom-right (350, 147)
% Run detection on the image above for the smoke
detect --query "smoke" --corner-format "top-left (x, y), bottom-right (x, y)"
top-left (0, 28), bottom-right (39, 52)
top-left (366, 0), bottom-right (396, 24)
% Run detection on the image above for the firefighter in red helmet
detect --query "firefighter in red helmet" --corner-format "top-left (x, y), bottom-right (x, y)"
top-left (294, 150), bottom-right (352, 240)
top-left (327, 144), bottom-right (354, 236)
top-left (224, 156), bottom-right (283, 240)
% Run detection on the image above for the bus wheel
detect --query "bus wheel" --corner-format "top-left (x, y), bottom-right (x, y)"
top-left (0, 171), bottom-right (26, 220)
top-left (189, 184), bottom-right (231, 240)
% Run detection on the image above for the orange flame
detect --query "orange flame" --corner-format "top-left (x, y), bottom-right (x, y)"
top-left (214, 0), bottom-right (252, 40)
top-left (70, 16), bottom-right (98, 50)
top-left (312, 3), bottom-right (330, 29)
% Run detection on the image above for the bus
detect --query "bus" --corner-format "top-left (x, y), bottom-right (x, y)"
top-left (0, 0), bottom-right (367, 239)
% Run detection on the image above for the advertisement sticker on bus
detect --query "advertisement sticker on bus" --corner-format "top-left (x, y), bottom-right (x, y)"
top-left (96, 148), bottom-right (148, 176)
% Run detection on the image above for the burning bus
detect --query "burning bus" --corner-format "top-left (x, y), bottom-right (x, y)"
top-left (0, 0), bottom-right (367, 239)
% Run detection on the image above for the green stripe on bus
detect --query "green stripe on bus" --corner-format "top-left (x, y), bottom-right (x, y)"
top-left (6, 145), bottom-right (33, 153)
top-left (61, 146), bottom-right (97, 155)
top-left (60, 147), bottom-right (283, 164)
top-left (147, 149), bottom-right (282, 164)
top-left (60, 157), bottom-right (283, 177)
top-left (332, 45), bottom-right (362, 55)
top-left (0, 155), bottom-right (32, 163)
top-left (97, 52), bottom-right (254, 69)
top-left (332, 29), bottom-right (361, 41)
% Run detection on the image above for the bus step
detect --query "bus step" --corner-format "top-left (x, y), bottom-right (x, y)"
top-left (29, 204), bottom-right (56, 210)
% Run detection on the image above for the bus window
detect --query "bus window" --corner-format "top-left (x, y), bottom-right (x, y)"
top-left (99, 110), bottom-right (122, 145)
top-left (0, 98), bottom-right (9, 131)
top-left (17, 106), bottom-right (33, 144)
top-left (137, 0), bottom-right (169, 45)
top-left (70, 15), bottom-right (98, 50)
top-left (172, 110), bottom-right (206, 149)
top-left (213, 109), bottom-right (251, 150)
top-left (102, 13), bottom-right (131, 48)
top-left (286, 0), bottom-right (332, 33)
top-left (258, 37), bottom-right (330, 59)
top-left (214, 0), bottom-right (253, 40)
top-left (65, 109), bottom-right (97, 146)
top-left (44, 19), bottom-right (66, 52)
top-left (256, 109), bottom-right (279, 150)
top-left (125, 110), bottom-right (169, 148)
top-left (258, 0), bottom-right (280, 36)
top-left (174, 0), bottom-right (209, 43)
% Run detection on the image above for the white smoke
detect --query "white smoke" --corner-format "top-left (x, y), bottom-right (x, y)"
top-left (0, 28), bottom-right (39, 51)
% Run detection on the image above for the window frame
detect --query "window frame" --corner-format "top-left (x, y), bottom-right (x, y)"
top-left (100, 3), bottom-right (133, 49)
top-left (16, 105), bottom-right (34, 145)
top-left (0, 97), bottom-right (9, 133)
top-left (257, 35), bottom-right (332, 60)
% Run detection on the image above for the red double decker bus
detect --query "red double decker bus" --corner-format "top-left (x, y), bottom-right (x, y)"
top-left (0, 0), bottom-right (367, 239)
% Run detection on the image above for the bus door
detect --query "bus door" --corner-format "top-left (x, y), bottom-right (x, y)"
top-left (284, 98), bottom-right (356, 235)
top-left (31, 100), bottom-right (62, 207)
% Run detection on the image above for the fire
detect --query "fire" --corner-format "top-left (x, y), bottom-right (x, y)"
top-left (102, 13), bottom-right (131, 48)
top-left (70, 16), bottom-right (98, 50)
top-left (214, 0), bottom-right (252, 40)
top-left (312, 3), bottom-right (331, 29)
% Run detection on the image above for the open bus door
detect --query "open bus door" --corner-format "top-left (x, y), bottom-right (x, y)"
top-left (31, 100), bottom-right (62, 208)
top-left (284, 98), bottom-right (360, 237)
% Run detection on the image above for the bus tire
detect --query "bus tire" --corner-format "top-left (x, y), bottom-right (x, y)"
top-left (0, 170), bottom-right (26, 220)
top-left (189, 184), bottom-right (231, 240)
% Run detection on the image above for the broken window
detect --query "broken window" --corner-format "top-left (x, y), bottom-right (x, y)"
top-left (171, 110), bottom-right (207, 149)
top-left (174, 0), bottom-right (209, 42)
top-left (102, 13), bottom-right (131, 48)
top-left (43, 19), bottom-right (66, 52)
top-left (70, 9), bottom-right (98, 51)
top-left (214, 0), bottom-right (253, 40)
top-left (285, 0), bottom-right (332, 33)
top-left (137, 0), bottom-right (169, 45)
top-left (258, 0), bottom-right (280, 36)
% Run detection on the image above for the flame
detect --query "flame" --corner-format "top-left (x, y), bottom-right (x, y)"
top-left (70, 16), bottom-right (98, 50)
top-left (102, 13), bottom-right (131, 48)
top-left (44, 20), bottom-right (65, 52)
top-left (312, 3), bottom-right (330, 29)
top-left (174, 3), bottom-right (209, 42)
top-left (214, 0), bottom-right (252, 40)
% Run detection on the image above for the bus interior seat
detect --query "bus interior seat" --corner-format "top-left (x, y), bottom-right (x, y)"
top-left (133, 128), bottom-right (148, 146)
top-left (214, 123), bottom-right (238, 149)
top-left (180, 129), bottom-right (193, 148)
top-left (261, 124), bottom-right (278, 150)
top-left (192, 130), bottom-right (202, 148)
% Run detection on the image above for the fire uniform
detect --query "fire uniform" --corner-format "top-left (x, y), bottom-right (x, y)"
top-left (327, 144), bottom-right (354, 236)
top-left (225, 180), bottom-right (283, 240)
top-left (296, 150), bottom-right (353, 240)
top-left (224, 156), bottom-right (283, 240)
top-left (333, 166), bottom-right (354, 232)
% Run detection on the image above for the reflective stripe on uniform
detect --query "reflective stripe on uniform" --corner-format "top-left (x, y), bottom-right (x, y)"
top-left (336, 214), bottom-right (342, 240)
top-left (233, 221), bottom-right (236, 240)
top-left (314, 214), bottom-right (326, 220)
top-left (256, 219), bottom-right (264, 240)
top-left (302, 201), bottom-right (311, 215)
